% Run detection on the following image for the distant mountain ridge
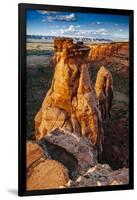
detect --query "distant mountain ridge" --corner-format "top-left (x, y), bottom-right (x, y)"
top-left (27, 35), bottom-right (113, 43)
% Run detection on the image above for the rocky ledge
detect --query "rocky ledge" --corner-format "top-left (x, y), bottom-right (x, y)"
top-left (26, 38), bottom-right (129, 190)
top-left (26, 129), bottom-right (128, 190)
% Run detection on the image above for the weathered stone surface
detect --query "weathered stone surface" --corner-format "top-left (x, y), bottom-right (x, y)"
top-left (43, 128), bottom-right (97, 175)
top-left (34, 38), bottom-right (103, 150)
top-left (95, 66), bottom-right (113, 121)
top-left (69, 164), bottom-right (129, 187)
top-left (26, 129), bottom-right (129, 189)
top-left (117, 44), bottom-right (129, 56)
top-left (88, 43), bottom-right (128, 62)
top-left (26, 142), bottom-right (45, 168)
top-left (26, 138), bottom-right (129, 189)
top-left (108, 168), bottom-right (129, 185)
top-left (27, 159), bottom-right (69, 190)
top-left (39, 136), bottom-right (78, 179)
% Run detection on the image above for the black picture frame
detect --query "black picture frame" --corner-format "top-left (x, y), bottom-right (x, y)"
top-left (18, 3), bottom-right (134, 196)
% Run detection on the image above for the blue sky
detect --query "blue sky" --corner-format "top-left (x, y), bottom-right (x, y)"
top-left (27, 9), bottom-right (129, 41)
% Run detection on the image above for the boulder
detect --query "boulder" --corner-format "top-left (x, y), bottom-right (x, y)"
top-left (27, 159), bottom-right (69, 190)
top-left (26, 141), bottom-right (45, 168)
top-left (42, 128), bottom-right (97, 175)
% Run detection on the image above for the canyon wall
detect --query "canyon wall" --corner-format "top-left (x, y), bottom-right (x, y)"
top-left (88, 43), bottom-right (129, 61)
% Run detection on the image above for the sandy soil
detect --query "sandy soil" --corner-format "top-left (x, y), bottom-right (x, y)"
top-left (27, 42), bottom-right (54, 51)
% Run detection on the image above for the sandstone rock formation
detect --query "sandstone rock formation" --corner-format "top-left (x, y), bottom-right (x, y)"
top-left (26, 140), bottom-right (69, 190)
top-left (27, 159), bottom-right (69, 190)
top-left (26, 130), bottom-right (128, 190)
top-left (41, 128), bottom-right (97, 175)
top-left (35, 38), bottom-right (103, 150)
top-left (26, 142), bottom-right (46, 168)
top-left (69, 164), bottom-right (129, 187)
top-left (88, 43), bottom-right (129, 62)
top-left (26, 38), bottom-right (129, 190)
top-left (95, 66), bottom-right (113, 121)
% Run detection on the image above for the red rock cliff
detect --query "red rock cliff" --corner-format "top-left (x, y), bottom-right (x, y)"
top-left (88, 43), bottom-right (129, 61)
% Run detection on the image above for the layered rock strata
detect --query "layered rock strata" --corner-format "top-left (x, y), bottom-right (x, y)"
top-left (26, 141), bottom-right (69, 190)
top-left (88, 43), bottom-right (129, 62)
top-left (95, 66), bottom-right (113, 121)
top-left (26, 130), bottom-right (129, 190)
top-left (35, 38), bottom-right (103, 149)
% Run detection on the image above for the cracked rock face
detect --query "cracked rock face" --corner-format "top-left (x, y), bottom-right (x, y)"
top-left (34, 38), bottom-right (103, 147)
top-left (42, 129), bottom-right (97, 175)
top-left (26, 134), bottom-right (129, 190)
top-left (26, 140), bottom-right (69, 190)
top-left (27, 159), bottom-right (69, 190)
top-left (95, 66), bottom-right (113, 122)
top-left (26, 142), bottom-right (46, 168)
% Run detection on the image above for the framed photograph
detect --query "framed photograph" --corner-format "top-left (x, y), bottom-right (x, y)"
top-left (18, 3), bottom-right (134, 196)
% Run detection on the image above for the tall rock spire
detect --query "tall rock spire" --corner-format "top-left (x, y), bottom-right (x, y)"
top-left (34, 38), bottom-right (103, 151)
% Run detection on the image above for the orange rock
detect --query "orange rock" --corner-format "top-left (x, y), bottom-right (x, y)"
top-left (76, 63), bottom-right (103, 145)
top-left (34, 38), bottom-right (103, 149)
top-left (95, 66), bottom-right (113, 121)
top-left (27, 159), bottom-right (69, 190)
top-left (88, 43), bottom-right (128, 62)
top-left (26, 142), bottom-right (45, 168)
top-left (117, 44), bottom-right (129, 56)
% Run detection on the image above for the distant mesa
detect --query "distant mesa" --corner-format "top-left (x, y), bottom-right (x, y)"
top-left (27, 34), bottom-right (113, 43)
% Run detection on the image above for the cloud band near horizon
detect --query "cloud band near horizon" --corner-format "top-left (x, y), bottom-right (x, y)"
top-left (27, 9), bottom-right (129, 41)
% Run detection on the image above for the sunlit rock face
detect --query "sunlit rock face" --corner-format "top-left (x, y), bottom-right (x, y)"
top-left (88, 44), bottom-right (112, 61)
top-left (95, 66), bottom-right (113, 122)
top-left (27, 159), bottom-right (69, 190)
top-left (34, 38), bottom-right (103, 147)
top-left (26, 142), bottom-right (46, 168)
top-left (88, 43), bottom-right (129, 62)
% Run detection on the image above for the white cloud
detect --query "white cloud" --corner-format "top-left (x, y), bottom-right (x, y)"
top-left (114, 23), bottom-right (119, 26)
top-left (37, 10), bottom-right (57, 14)
top-left (46, 25), bottom-right (127, 40)
top-left (68, 25), bottom-right (80, 31)
top-left (100, 32), bottom-right (109, 36)
top-left (119, 29), bottom-right (123, 32)
top-left (97, 21), bottom-right (101, 25)
top-left (42, 13), bottom-right (77, 22)
top-left (47, 27), bottom-right (111, 39)
top-left (96, 28), bottom-right (108, 33)
top-left (68, 25), bottom-right (75, 31)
